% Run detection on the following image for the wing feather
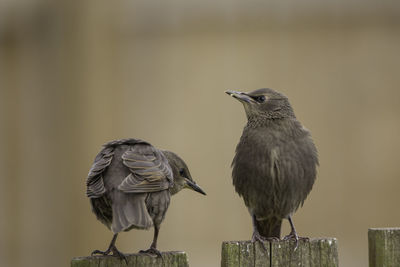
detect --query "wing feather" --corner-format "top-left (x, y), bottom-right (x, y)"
top-left (118, 144), bottom-right (173, 193)
top-left (86, 147), bottom-right (115, 198)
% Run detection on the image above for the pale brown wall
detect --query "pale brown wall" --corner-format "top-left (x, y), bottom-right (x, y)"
top-left (1, 1), bottom-right (400, 267)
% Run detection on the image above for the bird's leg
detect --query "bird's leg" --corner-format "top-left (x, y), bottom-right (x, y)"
top-left (251, 215), bottom-right (278, 251)
top-left (91, 233), bottom-right (127, 263)
top-left (140, 225), bottom-right (162, 257)
top-left (283, 216), bottom-right (299, 243)
top-left (283, 215), bottom-right (309, 249)
top-left (251, 214), bottom-right (264, 243)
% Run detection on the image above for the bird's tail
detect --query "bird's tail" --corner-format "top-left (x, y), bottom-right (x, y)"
top-left (111, 193), bottom-right (153, 233)
top-left (255, 217), bottom-right (282, 238)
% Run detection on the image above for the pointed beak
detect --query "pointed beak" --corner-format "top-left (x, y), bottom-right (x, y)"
top-left (225, 90), bottom-right (254, 103)
top-left (185, 178), bottom-right (206, 195)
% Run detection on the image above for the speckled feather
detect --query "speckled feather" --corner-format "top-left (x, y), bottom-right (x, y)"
top-left (233, 119), bottom-right (318, 217)
top-left (230, 88), bottom-right (319, 238)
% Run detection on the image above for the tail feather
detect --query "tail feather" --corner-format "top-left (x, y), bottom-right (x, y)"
top-left (111, 193), bottom-right (153, 233)
top-left (255, 218), bottom-right (282, 238)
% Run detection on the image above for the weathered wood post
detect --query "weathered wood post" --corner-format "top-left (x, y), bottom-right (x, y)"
top-left (221, 238), bottom-right (338, 267)
top-left (369, 228), bottom-right (400, 267)
top-left (71, 251), bottom-right (189, 267)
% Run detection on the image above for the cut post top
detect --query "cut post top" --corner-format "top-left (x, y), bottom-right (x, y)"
top-left (71, 251), bottom-right (189, 267)
top-left (221, 238), bottom-right (339, 267)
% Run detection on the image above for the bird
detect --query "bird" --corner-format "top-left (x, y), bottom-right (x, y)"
top-left (86, 138), bottom-right (206, 259)
top-left (225, 88), bottom-right (318, 246)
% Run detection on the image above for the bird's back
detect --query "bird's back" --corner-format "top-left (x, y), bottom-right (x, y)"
top-left (86, 139), bottom-right (173, 233)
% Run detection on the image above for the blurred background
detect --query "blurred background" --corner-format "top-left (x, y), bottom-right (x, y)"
top-left (1, 0), bottom-right (400, 266)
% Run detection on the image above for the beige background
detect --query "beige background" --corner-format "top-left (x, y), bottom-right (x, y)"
top-left (1, 1), bottom-right (400, 266)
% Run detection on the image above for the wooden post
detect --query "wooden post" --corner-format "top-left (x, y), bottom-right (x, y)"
top-left (71, 251), bottom-right (189, 267)
top-left (369, 228), bottom-right (400, 267)
top-left (221, 238), bottom-right (338, 267)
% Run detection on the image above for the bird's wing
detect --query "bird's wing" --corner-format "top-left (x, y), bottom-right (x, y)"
top-left (86, 146), bottom-right (114, 198)
top-left (273, 136), bottom-right (317, 210)
top-left (118, 145), bottom-right (173, 193)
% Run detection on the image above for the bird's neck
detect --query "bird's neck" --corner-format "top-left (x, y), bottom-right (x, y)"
top-left (246, 115), bottom-right (285, 128)
top-left (245, 106), bottom-right (296, 125)
top-left (245, 116), bottom-right (299, 131)
top-left (246, 116), bottom-right (271, 128)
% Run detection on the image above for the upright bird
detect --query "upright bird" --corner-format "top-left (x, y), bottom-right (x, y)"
top-left (86, 138), bottom-right (206, 258)
top-left (226, 88), bottom-right (318, 245)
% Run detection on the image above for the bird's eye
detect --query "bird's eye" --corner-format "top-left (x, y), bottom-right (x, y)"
top-left (179, 168), bottom-right (185, 176)
top-left (254, 95), bottom-right (266, 103)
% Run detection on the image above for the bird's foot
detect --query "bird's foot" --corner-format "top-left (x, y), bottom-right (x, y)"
top-left (252, 232), bottom-right (279, 242)
top-left (139, 247), bottom-right (163, 258)
top-left (251, 231), bottom-right (278, 251)
top-left (91, 246), bottom-right (127, 264)
top-left (283, 232), bottom-right (308, 250)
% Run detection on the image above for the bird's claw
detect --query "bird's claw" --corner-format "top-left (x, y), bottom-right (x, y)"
top-left (251, 232), bottom-right (278, 251)
top-left (139, 247), bottom-right (163, 258)
top-left (283, 233), bottom-right (298, 241)
top-left (284, 230), bottom-right (299, 249)
top-left (91, 247), bottom-right (128, 264)
top-left (252, 232), bottom-right (279, 242)
top-left (283, 232), bottom-right (308, 250)
top-left (91, 249), bottom-right (109, 256)
top-left (112, 248), bottom-right (128, 264)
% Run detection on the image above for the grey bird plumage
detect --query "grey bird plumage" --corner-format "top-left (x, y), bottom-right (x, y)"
top-left (226, 88), bottom-right (318, 244)
top-left (86, 138), bottom-right (205, 258)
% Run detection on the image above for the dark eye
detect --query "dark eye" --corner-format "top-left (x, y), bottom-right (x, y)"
top-left (254, 95), bottom-right (266, 103)
top-left (179, 168), bottom-right (185, 176)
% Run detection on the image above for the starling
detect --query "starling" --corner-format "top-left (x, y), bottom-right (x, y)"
top-left (86, 138), bottom-right (206, 258)
top-left (226, 88), bottom-right (318, 245)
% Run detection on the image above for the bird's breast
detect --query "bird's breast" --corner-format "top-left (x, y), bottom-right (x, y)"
top-left (231, 124), bottom-right (317, 217)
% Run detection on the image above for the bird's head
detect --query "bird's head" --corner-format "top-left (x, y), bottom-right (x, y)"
top-left (162, 150), bottom-right (206, 196)
top-left (225, 88), bottom-right (295, 120)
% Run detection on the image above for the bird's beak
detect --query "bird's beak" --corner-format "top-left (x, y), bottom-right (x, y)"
top-left (225, 90), bottom-right (254, 103)
top-left (184, 178), bottom-right (206, 195)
